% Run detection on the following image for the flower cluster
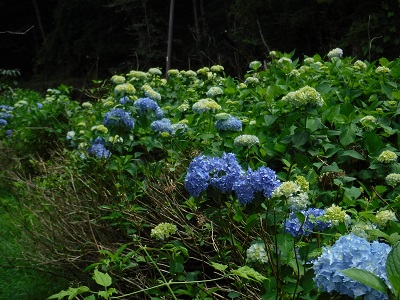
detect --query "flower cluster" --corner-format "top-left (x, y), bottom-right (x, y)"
top-left (244, 76), bottom-right (260, 86)
top-left (281, 86), bottom-right (324, 107)
top-left (360, 115), bottom-right (377, 130)
top-left (353, 60), bottom-right (367, 71)
top-left (233, 134), bottom-right (260, 147)
top-left (134, 97), bottom-right (163, 119)
top-left (313, 234), bottom-right (391, 299)
top-left (184, 153), bottom-right (280, 204)
top-left (327, 48), bottom-right (343, 59)
top-left (272, 180), bottom-right (310, 211)
top-left (210, 65), bottom-right (224, 72)
top-left (119, 96), bottom-right (133, 105)
top-left (150, 118), bottom-right (173, 134)
top-left (66, 131), bottom-right (76, 140)
top-left (142, 84), bottom-right (161, 101)
top-left (127, 70), bottom-right (148, 81)
top-left (111, 75), bottom-right (126, 84)
top-left (285, 208), bottom-right (331, 237)
top-left (214, 115), bottom-right (242, 132)
top-left (114, 83), bottom-right (136, 95)
top-left (184, 153), bottom-right (243, 197)
top-left (249, 61), bottom-right (262, 70)
top-left (206, 86), bottom-right (224, 97)
top-left (385, 173), bottom-right (400, 187)
top-left (322, 204), bottom-right (351, 226)
top-left (0, 105), bottom-right (14, 124)
top-left (246, 242), bottom-right (268, 263)
top-left (148, 67), bottom-right (162, 76)
top-left (103, 108), bottom-right (135, 130)
top-left (232, 166), bottom-right (281, 204)
top-left (87, 137), bottom-right (111, 159)
top-left (375, 210), bottom-right (397, 227)
top-left (378, 150), bottom-right (398, 163)
top-left (376, 66), bottom-right (390, 74)
top-left (192, 98), bottom-right (221, 114)
top-left (150, 222), bottom-right (177, 240)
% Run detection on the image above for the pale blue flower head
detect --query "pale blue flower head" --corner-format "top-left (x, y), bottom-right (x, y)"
top-left (103, 108), bottom-right (135, 130)
top-left (214, 115), bottom-right (242, 132)
top-left (206, 86), bottom-right (224, 97)
top-left (87, 137), bottom-right (111, 158)
top-left (0, 119), bottom-right (7, 126)
top-left (150, 118), bottom-right (173, 134)
top-left (313, 234), bottom-right (391, 299)
top-left (134, 97), bottom-right (163, 119)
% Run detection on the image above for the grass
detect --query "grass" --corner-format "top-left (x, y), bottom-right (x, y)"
top-left (0, 190), bottom-right (69, 300)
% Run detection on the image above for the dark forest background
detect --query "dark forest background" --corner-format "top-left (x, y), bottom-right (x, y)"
top-left (1, 0), bottom-right (400, 87)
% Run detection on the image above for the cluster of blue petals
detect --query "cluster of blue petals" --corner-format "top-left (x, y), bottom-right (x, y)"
top-left (150, 118), bottom-right (173, 134)
top-left (313, 233), bottom-right (391, 300)
top-left (232, 166), bottom-right (281, 204)
top-left (184, 153), bottom-right (243, 197)
top-left (214, 116), bottom-right (242, 132)
top-left (184, 153), bottom-right (280, 204)
top-left (134, 97), bottom-right (163, 119)
top-left (0, 105), bottom-right (14, 127)
top-left (103, 108), bottom-right (134, 130)
top-left (87, 137), bottom-right (111, 158)
top-left (285, 208), bottom-right (331, 237)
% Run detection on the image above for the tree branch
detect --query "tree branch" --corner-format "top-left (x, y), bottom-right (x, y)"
top-left (0, 26), bottom-right (34, 35)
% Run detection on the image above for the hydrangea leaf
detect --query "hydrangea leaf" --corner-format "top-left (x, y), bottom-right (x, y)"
top-left (340, 268), bottom-right (387, 293)
top-left (210, 262), bottom-right (228, 272)
top-left (93, 268), bottom-right (112, 288)
top-left (386, 242), bottom-right (400, 296)
top-left (231, 266), bottom-right (267, 283)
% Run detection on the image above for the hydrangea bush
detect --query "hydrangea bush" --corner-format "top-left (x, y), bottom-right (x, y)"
top-left (1, 51), bottom-right (400, 299)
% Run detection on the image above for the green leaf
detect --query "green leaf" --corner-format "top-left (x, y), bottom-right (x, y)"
top-left (93, 269), bottom-right (112, 288)
top-left (340, 268), bottom-right (387, 293)
top-left (339, 125), bottom-right (356, 146)
top-left (338, 150), bottom-right (365, 160)
top-left (292, 129), bottom-right (310, 147)
top-left (47, 286), bottom-right (91, 300)
top-left (386, 242), bottom-right (400, 296)
top-left (210, 262), bottom-right (228, 272)
top-left (231, 266), bottom-right (267, 283)
top-left (392, 90), bottom-right (400, 100)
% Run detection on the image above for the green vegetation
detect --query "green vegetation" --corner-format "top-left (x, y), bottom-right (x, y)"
top-left (0, 191), bottom-right (69, 299)
top-left (0, 49), bottom-right (400, 299)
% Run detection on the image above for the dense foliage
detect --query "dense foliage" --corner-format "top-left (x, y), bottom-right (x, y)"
top-left (1, 0), bottom-right (400, 82)
top-left (1, 49), bottom-right (400, 299)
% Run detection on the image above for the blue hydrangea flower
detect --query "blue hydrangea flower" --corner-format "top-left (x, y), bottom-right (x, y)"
top-left (119, 96), bottom-right (133, 105)
top-left (214, 116), bottom-right (242, 132)
top-left (5, 129), bottom-right (12, 137)
top-left (313, 234), bottom-right (391, 300)
top-left (232, 166), bottom-right (280, 205)
top-left (208, 152), bottom-right (243, 193)
top-left (0, 119), bottom-right (7, 126)
top-left (37, 103), bottom-right (43, 108)
top-left (103, 108), bottom-right (134, 130)
top-left (285, 208), bottom-right (331, 237)
top-left (134, 97), bottom-right (163, 119)
top-left (150, 118), bottom-right (173, 134)
top-left (87, 137), bottom-right (111, 158)
top-left (184, 155), bottom-right (214, 197)
top-left (184, 153), bottom-right (243, 197)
